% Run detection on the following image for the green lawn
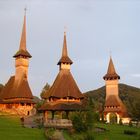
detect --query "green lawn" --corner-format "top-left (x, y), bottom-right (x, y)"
top-left (63, 123), bottom-right (140, 140)
top-left (1, 115), bottom-right (140, 140)
top-left (0, 115), bottom-right (46, 140)
top-left (94, 123), bottom-right (140, 140)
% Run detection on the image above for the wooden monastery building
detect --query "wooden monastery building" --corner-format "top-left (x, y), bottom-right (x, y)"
top-left (39, 32), bottom-right (85, 128)
top-left (0, 10), bottom-right (132, 125)
top-left (0, 11), bottom-right (35, 116)
top-left (103, 57), bottom-right (130, 124)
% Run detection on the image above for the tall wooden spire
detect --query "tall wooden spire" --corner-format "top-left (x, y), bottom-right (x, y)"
top-left (103, 57), bottom-right (120, 80)
top-left (57, 31), bottom-right (73, 65)
top-left (13, 9), bottom-right (31, 58)
top-left (19, 9), bottom-right (26, 51)
top-left (62, 31), bottom-right (68, 57)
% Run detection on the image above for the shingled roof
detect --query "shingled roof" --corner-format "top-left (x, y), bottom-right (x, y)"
top-left (104, 95), bottom-right (128, 117)
top-left (43, 70), bottom-right (84, 99)
top-left (57, 32), bottom-right (73, 65)
top-left (43, 32), bottom-right (83, 100)
top-left (13, 12), bottom-right (32, 58)
top-left (103, 57), bottom-right (120, 80)
top-left (0, 76), bottom-right (33, 101)
top-left (39, 101), bottom-right (85, 111)
top-left (105, 95), bottom-right (123, 107)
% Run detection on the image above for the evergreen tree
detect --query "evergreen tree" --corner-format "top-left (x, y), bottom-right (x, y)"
top-left (40, 83), bottom-right (50, 99)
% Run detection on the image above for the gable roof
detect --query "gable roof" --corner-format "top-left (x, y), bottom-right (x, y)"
top-left (43, 70), bottom-right (84, 99)
top-left (0, 76), bottom-right (33, 100)
top-left (103, 57), bottom-right (120, 80)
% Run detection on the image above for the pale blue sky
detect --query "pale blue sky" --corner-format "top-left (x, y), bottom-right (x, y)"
top-left (0, 0), bottom-right (140, 97)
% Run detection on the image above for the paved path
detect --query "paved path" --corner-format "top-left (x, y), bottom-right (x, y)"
top-left (52, 130), bottom-right (65, 140)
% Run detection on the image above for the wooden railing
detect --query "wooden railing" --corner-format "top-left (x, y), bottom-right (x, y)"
top-left (44, 119), bottom-right (73, 128)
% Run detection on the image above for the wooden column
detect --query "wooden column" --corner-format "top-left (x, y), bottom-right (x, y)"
top-left (52, 111), bottom-right (55, 120)
top-left (66, 111), bottom-right (69, 119)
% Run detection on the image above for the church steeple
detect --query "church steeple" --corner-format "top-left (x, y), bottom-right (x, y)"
top-left (57, 31), bottom-right (73, 66)
top-left (13, 9), bottom-right (31, 58)
top-left (40, 31), bottom-right (84, 102)
top-left (103, 57), bottom-right (120, 80)
top-left (103, 57), bottom-right (128, 124)
top-left (14, 9), bottom-right (31, 80)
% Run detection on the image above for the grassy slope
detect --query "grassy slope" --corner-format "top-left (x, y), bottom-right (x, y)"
top-left (0, 115), bottom-right (46, 140)
top-left (63, 123), bottom-right (140, 140)
top-left (94, 123), bottom-right (140, 140)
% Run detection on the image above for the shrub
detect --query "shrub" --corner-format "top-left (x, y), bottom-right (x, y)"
top-left (51, 130), bottom-right (64, 140)
top-left (129, 121), bottom-right (133, 127)
top-left (85, 110), bottom-right (94, 130)
top-left (71, 113), bottom-right (87, 132)
top-left (124, 130), bottom-right (137, 135)
top-left (84, 132), bottom-right (95, 140)
top-left (119, 119), bottom-right (123, 125)
top-left (71, 107), bottom-right (95, 132)
top-left (45, 128), bottom-right (55, 139)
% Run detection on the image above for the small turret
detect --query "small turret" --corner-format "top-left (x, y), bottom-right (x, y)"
top-left (103, 57), bottom-right (120, 80)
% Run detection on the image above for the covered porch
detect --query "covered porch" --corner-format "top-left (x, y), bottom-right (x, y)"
top-left (39, 101), bottom-right (85, 128)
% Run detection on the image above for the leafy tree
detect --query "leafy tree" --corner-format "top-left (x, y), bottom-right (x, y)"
top-left (71, 112), bottom-right (87, 132)
top-left (128, 96), bottom-right (140, 121)
top-left (40, 83), bottom-right (50, 99)
top-left (71, 110), bottom-right (96, 133)
top-left (70, 97), bottom-right (96, 132)
top-left (84, 109), bottom-right (94, 130)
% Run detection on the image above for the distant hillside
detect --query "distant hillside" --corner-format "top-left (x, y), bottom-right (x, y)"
top-left (0, 84), bottom-right (4, 93)
top-left (85, 84), bottom-right (140, 119)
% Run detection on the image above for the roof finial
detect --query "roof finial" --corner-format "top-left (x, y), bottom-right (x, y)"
top-left (24, 7), bottom-right (27, 15)
top-left (109, 49), bottom-right (112, 58)
top-left (64, 26), bottom-right (67, 36)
